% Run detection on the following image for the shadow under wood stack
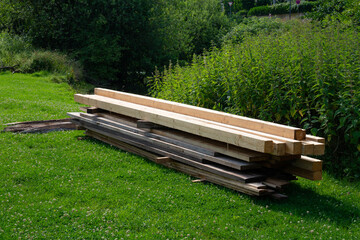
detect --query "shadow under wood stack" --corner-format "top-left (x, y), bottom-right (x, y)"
top-left (69, 88), bottom-right (325, 199)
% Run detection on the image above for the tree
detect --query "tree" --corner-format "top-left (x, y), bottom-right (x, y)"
top-left (1, 0), bottom-right (231, 91)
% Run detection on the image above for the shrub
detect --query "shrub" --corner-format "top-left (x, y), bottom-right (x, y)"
top-left (222, 17), bottom-right (289, 44)
top-left (248, 1), bottom-right (318, 16)
top-left (0, 32), bottom-right (83, 84)
top-left (20, 51), bottom-right (83, 83)
top-left (2, 0), bottom-right (231, 92)
top-left (0, 32), bottom-right (32, 66)
top-left (150, 21), bottom-right (360, 179)
top-left (308, 0), bottom-right (360, 26)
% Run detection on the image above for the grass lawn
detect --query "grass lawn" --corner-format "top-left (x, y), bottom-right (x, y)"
top-left (0, 72), bottom-right (359, 239)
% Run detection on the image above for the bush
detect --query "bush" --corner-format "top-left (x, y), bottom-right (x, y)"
top-left (2, 0), bottom-right (231, 92)
top-left (308, 0), bottom-right (360, 26)
top-left (0, 32), bottom-right (32, 66)
top-left (150, 21), bottom-right (360, 179)
top-left (248, 1), bottom-right (318, 16)
top-left (0, 32), bottom-right (83, 84)
top-left (20, 51), bottom-right (83, 82)
top-left (222, 17), bottom-right (289, 44)
top-left (256, 0), bottom-right (272, 7)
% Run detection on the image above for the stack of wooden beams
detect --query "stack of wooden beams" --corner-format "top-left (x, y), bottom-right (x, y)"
top-left (68, 88), bottom-right (325, 199)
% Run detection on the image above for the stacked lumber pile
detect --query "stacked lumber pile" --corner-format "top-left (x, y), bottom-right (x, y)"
top-left (68, 88), bottom-right (325, 199)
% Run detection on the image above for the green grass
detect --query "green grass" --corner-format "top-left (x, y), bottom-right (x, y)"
top-left (0, 72), bottom-right (359, 239)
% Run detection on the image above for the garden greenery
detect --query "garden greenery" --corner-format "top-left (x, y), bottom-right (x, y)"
top-left (0, 0), bottom-right (230, 92)
top-left (247, 1), bottom-right (318, 16)
top-left (150, 20), bottom-right (360, 178)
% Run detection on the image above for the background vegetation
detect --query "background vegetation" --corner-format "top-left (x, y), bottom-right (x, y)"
top-left (151, 20), bottom-right (360, 179)
top-left (0, 0), bottom-right (230, 92)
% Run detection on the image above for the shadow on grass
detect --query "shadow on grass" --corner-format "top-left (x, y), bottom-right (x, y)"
top-left (252, 183), bottom-right (360, 227)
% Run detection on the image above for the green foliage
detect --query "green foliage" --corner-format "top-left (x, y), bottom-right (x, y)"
top-left (308, 0), bottom-right (360, 26)
top-left (1, 72), bottom-right (360, 239)
top-left (240, 0), bottom-right (256, 10)
top-left (150, 21), bottom-right (360, 178)
top-left (222, 17), bottom-right (290, 44)
top-left (248, 1), bottom-right (318, 16)
top-left (256, 0), bottom-right (272, 7)
top-left (1, 0), bottom-right (231, 92)
top-left (153, 0), bottom-right (232, 63)
top-left (0, 32), bottom-right (86, 91)
top-left (0, 31), bottom-right (32, 66)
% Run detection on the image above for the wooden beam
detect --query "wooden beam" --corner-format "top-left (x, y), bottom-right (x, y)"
top-left (88, 111), bottom-right (270, 162)
top-left (291, 156), bottom-right (322, 172)
top-left (152, 129), bottom-right (269, 162)
top-left (194, 117), bottom-right (302, 155)
top-left (74, 94), bottom-right (275, 154)
top-left (73, 118), bottom-right (267, 183)
top-left (94, 88), bottom-right (306, 140)
top-left (86, 130), bottom-right (161, 161)
top-left (306, 134), bottom-right (325, 143)
top-left (136, 120), bottom-right (168, 129)
top-left (72, 112), bottom-right (261, 170)
top-left (3, 119), bottom-right (77, 133)
top-left (284, 166), bottom-right (322, 181)
top-left (86, 130), bottom-right (268, 196)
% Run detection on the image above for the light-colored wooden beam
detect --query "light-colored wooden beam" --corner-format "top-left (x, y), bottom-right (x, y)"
top-left (306, 134), bottom-right (325, 143)
top-left (70, 112), bottom-right (261, 170)
top-left (86, 129), bottom-right (268, 196)
top-left (284, 166), bottom-right (322, 181)
top-left (89, 112), bottom-right (270, 162)
top-left (74, 94), bottom-right (275, 154)
top-left (94, 88), bottom-right (306, 140)
top-left (292, 156), bottom-right (322, 172)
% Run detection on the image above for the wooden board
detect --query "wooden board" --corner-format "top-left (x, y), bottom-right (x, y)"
top-left (72, 112), bottom-right (261, 170)
top-left (263, 177), bottom-right (290, 190)
top-left (306, 134), bottom-right (325, 143)
top-left (72, 118), bottom-right (266, 183)
top-left (291, 156), bottom-right (322, 172)
top-left (152, 129), bottom-right (269, 162)
top-left (94, 88), bottom-right (306, 140)
top-left (92, 111), bottom-right (270, 162)
top-left (3, 118), bottom-right (77, 133)
top-left (87, 129), bottom-right (269, 196)
top-left (284, 166), bottom-right (322, 181)
top-left (194, 117), bottom-right (302, 155)
top-left (74, 94), bottom-right (275, 154)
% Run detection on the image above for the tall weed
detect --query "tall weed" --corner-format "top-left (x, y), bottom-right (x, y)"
top-left (150, 20), bottom-right (360, 178)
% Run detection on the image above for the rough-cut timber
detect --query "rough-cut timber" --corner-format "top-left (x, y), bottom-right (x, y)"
top-left (74, 94), bottom-right (274, 154)
top-left (88, 111), bottom-right (270, 162)
top-left (306, 134), bottom-right (325, 143)
top-left (72, 117), bottom-right (266, 183)
top-left (85, 130), bottom-right (270, 196)
top-left (3, 119), bottom-right (78, 133)
top-left (292, 156), bottom-right (322, 171)
top-left (94, 88), bottom-right (306, 140)
top-left (194, 117), bottom-right (303, 155)
top-left (69, 112), bottom-right (261, 170)
top-left (284, 166), bottom-right (322, 181)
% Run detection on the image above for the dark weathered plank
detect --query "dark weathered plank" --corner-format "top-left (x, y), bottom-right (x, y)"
top-left (70, 112), bottom-right (261, 170)
top-left (86, 130), bottom-right (268, 196)
top-left (73, 118), bottom-right (266, 183)
top-left (3, 119), bottom-right (77, 133)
